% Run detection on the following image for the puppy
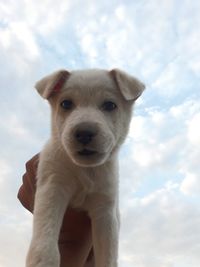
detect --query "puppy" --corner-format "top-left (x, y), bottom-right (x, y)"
top-left (26, 68), bottom-right (145, 267)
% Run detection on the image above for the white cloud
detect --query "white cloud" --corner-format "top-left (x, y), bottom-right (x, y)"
top-left (0, 0), bottom-right (70, 35)
top-left (0, 21), bottom-right (39, 60)
top-left (70, 0), bottom-right (200, 95)
top-left (129, 100), bottom-right (200, 171)
top-left (187, 113), bottom-right (200, 146)
top-left (180, 172), bottom-right (200, 196)
top-left (115, 5), bottom-right (126, 21)
top-left (119, 184), bottom-right (200, 267)
top-left (179, 145), bottom-right (200, 196)
top-left (0, 212), bottom-right (32, 267)
top-left (0, 156), bottom-right (32, 267)
top-left (80, 33), bottom-right (98, 60)
top-left (119, 99), bottom-right (200, 265)
top-left (152, 61), bottom-right (182, 97)
top-left (0, 160), bottom-right (11, 184)
top-left (129, 107), bottom-right (181, 169)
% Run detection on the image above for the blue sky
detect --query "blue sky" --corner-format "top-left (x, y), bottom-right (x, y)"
top-left (0, 0), bottom-right (200, 266)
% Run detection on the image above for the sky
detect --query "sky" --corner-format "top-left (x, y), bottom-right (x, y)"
top-left (0, 0), bottom-right (200, 266)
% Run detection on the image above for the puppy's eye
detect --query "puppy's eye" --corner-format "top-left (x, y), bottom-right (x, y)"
top-left (60, 100), bottom-right (73, 110)
top-left (102, 101), bottom-right (117, 112)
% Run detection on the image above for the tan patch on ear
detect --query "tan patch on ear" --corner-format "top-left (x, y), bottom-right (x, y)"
top-left (35, 70), bottom-right (70, 99)
top-left (48, 71), bottom-right (69, 99)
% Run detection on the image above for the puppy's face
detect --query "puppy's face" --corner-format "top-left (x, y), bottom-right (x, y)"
top-left (36, 69), bottom-right (145, 167)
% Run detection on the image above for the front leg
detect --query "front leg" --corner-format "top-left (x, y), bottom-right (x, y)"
top-left (26, 176), bottom-right (71, 267)
top-left (89, 200), bottom-right (120, 267)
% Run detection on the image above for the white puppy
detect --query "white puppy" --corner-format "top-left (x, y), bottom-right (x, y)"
top-left (26, 69), bottom-right (145, 267)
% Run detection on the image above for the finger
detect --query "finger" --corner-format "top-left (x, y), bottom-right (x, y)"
top-left (24, 154), bottom-right (39, 193)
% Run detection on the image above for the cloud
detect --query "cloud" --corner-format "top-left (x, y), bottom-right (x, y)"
top-left (1, 22), bottom-right (39, 59)
top-left (0, 0), bottom-right (70, 35)
top-left (187, 112), bottom-right (200, 146)
top-left (129, 109), bottom-right (180, 169)
top-left (0, 157), bottom-right (31, 267)
top-left (129, 99), bottom-right (200, 170)
top-left (0, 218), bottom-right (31, 267)
top-left (119, 183), bottom-right (200, 267)
top-left (118, 99), bottom-right (200, 265)
top-left (180, 172), bottom-right (200, 196)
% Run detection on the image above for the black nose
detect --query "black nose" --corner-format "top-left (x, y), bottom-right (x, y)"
top-left (75, 130), bottom-right (96, 145)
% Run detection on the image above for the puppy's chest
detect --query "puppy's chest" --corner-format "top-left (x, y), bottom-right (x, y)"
top-left (69, 168), bottom-right (117, 210)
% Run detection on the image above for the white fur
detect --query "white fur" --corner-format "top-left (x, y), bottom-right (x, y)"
top-left (26, 69), bottom-right (145, 267)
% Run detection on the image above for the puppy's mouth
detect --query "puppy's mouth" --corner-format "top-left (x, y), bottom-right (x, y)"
top-left (70, 148), bottom-right (109, 167)
top-left (78, 149), bottom-right (98, 156)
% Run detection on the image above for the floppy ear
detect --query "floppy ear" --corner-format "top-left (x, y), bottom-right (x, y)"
top-left (110, 69), bottom-right (145, 101)
top-left (35, 70), bottom-right (70, 99)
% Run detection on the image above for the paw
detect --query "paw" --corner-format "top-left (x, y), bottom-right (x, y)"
top-left (26, 242), bottom-right (59, 267)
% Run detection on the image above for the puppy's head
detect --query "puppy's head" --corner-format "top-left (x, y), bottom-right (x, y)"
top-left (35, 69), bottom-right (145, 167)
